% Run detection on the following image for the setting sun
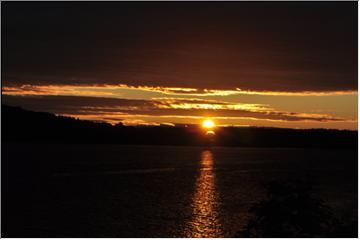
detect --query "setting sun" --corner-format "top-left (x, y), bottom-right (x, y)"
top-left (202, 119), bottom-right (215, 129)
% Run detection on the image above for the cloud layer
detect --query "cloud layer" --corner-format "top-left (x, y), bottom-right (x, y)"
top-left (3, 2), bottom-right (357, 92)
top-left (3, 95), bottom-right (347, 124)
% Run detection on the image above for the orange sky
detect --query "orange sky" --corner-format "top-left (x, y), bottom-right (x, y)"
top-left (3, 84), bottom-right (357, 130)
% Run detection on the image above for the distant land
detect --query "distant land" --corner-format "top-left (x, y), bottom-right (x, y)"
top-left (3, 105), bottom-right (357, 148)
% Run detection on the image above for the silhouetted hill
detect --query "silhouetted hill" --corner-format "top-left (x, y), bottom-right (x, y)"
top-left (2, 105), bottom-right (357, 148)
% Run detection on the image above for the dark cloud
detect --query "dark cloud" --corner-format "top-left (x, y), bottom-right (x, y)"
top-left (2, 2), bottom-right (357, 92)
top-left (3, 95), bottom-right (345, 122)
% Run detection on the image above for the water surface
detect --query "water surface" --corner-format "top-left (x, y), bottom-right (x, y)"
top-left (3, 144), bottom-right (357, 237)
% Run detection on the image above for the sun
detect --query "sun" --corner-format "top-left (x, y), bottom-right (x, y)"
top-left (202, 119), bottom-right (215, 129)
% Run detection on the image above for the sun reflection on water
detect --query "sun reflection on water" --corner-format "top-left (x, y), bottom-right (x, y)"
top-left (185, 150), bottom-right (223, 237)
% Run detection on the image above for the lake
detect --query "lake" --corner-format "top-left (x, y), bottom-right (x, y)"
top-left (3, 144), bottom-right (357, 237)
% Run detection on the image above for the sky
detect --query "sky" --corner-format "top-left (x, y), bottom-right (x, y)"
top-left (2, 2), bottom-right (358, 129)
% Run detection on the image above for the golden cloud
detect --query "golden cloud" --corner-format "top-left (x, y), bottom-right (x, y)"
top-left (2, 84), bottom-right (357, 97)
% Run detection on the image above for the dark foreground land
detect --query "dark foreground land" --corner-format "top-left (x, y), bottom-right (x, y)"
top-left (2, 105), bottom-right (358, 237)
top-left (2, 105), bottom-right (357, 148)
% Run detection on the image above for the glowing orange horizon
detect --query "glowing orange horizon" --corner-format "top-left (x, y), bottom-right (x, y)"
top-left (2, 83), bottom-right (357, 130)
